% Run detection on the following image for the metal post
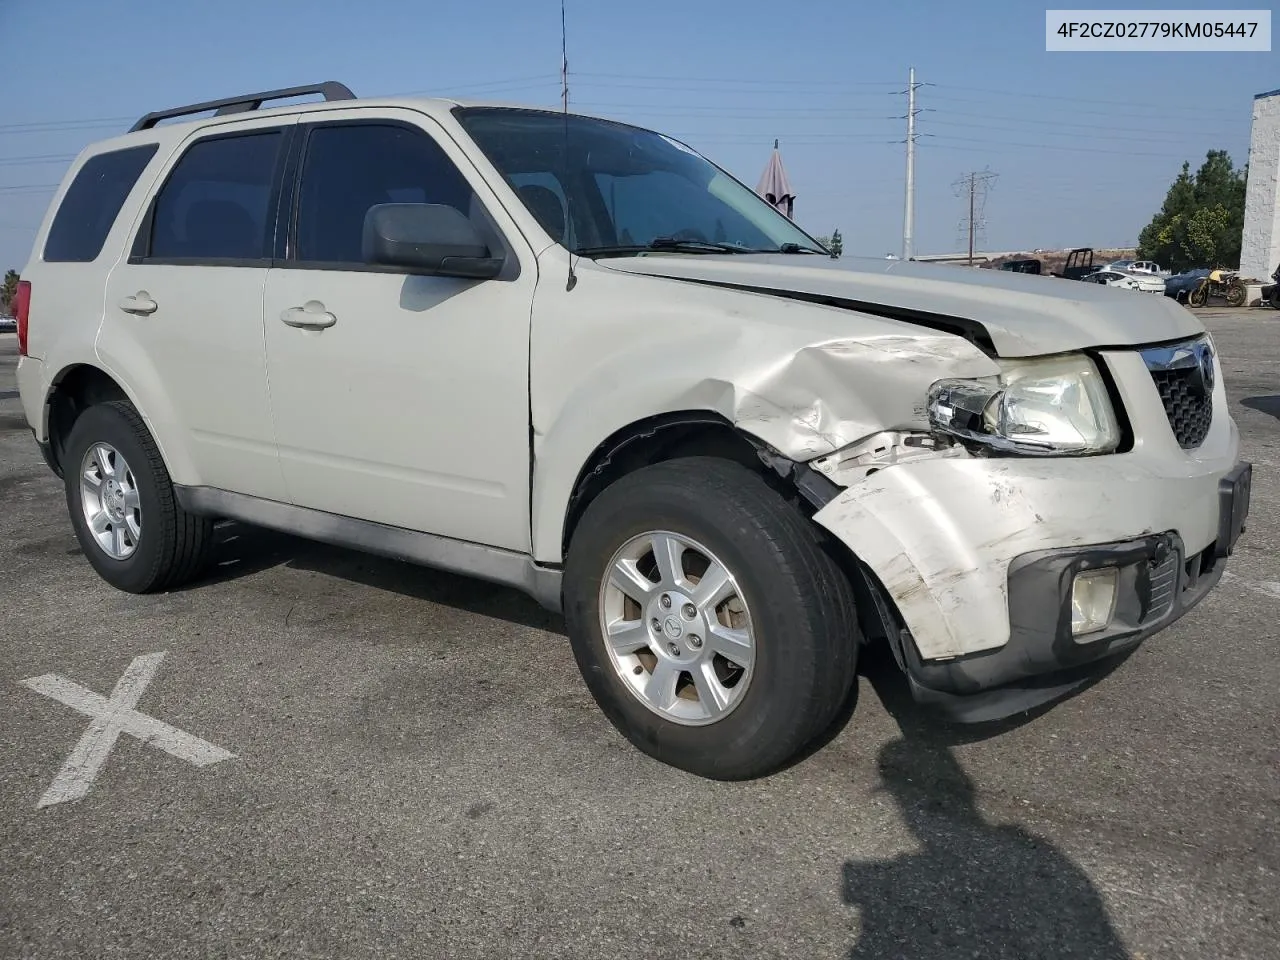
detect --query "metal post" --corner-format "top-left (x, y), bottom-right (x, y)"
top-left (902, 67), bottom-right (916, 261)
top-left (967, 172), bottom-right (976, 266)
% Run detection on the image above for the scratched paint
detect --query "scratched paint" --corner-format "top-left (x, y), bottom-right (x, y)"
top-left (19, 652), bottom-right (236, 808)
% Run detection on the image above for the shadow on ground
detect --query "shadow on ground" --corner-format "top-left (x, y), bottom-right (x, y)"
top-left (195, 520), bottom-right (562, 633)
top-left (839, 734), bottom-right (1131, 959)
top-left (841, 646), bottom-right (1134, 958)
top-left (1241, 395), bottom-right (1280, 421)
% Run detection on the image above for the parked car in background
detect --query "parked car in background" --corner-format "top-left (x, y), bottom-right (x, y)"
top-left (0, 314), bottom-right (16, 333)
top-left (1082, 269), bottom-right (1166, 294)
top-left (1106, 260), bottom-right (1167, 277)
top-left (1163, 268), bottom-right (1211, 303)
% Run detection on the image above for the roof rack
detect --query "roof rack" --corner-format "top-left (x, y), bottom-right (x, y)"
top-left (129, 81), bottom-right (356, 132)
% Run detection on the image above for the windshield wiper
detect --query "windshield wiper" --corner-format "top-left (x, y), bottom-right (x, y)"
top-left (773, 242), bottom-right (832, 255)
top-left (574, 237), bottom-right (755, 258)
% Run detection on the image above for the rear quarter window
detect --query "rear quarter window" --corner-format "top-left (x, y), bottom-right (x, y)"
top-left (43, 144), bottom-right (159, 263)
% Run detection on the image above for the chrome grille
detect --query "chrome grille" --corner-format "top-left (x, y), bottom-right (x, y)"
top-left (1139, 337), bottom-right (1215, 449)
top-left (1144, 552), bottom-right (1178, 624)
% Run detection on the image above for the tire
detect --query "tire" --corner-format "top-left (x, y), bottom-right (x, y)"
top-left (1188, 283), bottom-right (1207, 308)
top-left (1225, 281), bottom-right (1246, 308)
top-left (562, 457), bottom-right (860, 780)
top-left (63, 400), bottom-right (213, 593)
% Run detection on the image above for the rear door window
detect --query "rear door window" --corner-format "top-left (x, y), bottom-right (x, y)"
top-left (43, 144), bottom-right (159, 262)
top-left (144, 130), bottom-right (285, 262)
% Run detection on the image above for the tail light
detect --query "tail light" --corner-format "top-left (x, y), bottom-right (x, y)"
top-left (15, 279), bottom-right (30, 356)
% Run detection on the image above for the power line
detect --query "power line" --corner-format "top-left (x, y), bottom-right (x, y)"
top-left (0, 154), bottom-right (77, 167)
top-left (934, 82), bottom-right (1236, 110)
top-left (577, 71), bottom-right (902, 86)
top-left (920, 117), bottom-right (1223, 146)
top-left (926, 91), bottom-right (1248, 125)
top-left (935, 108), bottom-right (1244, 137)
top-left (927, 134), bottom-right (1208, 158)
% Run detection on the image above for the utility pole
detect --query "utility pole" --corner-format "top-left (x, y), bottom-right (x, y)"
top-left (902, 66), bottom-right (918, 262)
top-left (560, 0), bottom-right (569, 112)
top-left (967, 172), bottom-right (976, 266)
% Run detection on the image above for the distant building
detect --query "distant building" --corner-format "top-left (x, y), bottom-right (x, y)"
top-left (1241, 88), bottom-right (1280, 280)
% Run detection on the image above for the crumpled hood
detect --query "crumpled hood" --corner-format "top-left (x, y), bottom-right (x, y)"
top-left (597, 254), bottom-right (1203, 357)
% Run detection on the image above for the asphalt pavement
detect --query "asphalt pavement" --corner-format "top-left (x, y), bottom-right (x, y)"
top-left (1, 311), bottom-right (1277, 959)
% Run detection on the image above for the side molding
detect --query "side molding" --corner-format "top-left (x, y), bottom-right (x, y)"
top-left (175, 485), bottom-right (563, 612)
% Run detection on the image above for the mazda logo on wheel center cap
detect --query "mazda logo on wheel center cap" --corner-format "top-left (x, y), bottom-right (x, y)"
top-left (662, 616), bottom-right (684, 640)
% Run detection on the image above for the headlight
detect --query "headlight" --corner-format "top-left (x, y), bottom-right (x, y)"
top-left (927, 354), bottom-right (1121, 455)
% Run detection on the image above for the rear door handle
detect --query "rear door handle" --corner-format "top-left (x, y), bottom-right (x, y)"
top-left (280, 302), bottom-right (337, 330)
top-left (119, 293), bottom-right (158, 316)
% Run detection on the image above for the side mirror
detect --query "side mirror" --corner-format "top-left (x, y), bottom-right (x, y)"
top-left (362, 203), bottom-right (503, 279)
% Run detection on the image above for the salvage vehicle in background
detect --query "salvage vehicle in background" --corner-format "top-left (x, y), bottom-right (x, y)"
top-left (1082, 269), bottom-right (1166, 294)
top-left (1103, 259), bottom-right (1167, 277)
top-left (1188, 269), bottom-right (1247, 308)
top-left (13, 82), bottom-right (1253, 780)
top-left (1054, 247), bottom-right (1095, 280)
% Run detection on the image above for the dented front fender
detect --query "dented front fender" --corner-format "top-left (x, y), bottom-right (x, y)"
top-left (529, 260), bottom-right (999, 563)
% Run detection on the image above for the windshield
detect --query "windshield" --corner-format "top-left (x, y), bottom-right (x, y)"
top-left (455, 107), bottom-right (824, 256)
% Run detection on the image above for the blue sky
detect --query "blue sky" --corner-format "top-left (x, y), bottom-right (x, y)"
top-left (0, 0), bottom-right (1273, 268)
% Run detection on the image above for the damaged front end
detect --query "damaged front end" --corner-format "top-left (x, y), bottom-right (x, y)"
top-left (735, 340), bottom-right (1244, 724)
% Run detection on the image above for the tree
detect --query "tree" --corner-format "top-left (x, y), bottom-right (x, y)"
top-left (1, 269), bottom-right (17, 314)
top-left (814, 229), bottom-right (843, 258)
top-left (1137, 150), bottom-right (1247, 273)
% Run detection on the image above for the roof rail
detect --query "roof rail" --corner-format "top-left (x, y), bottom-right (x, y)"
top-left (129, 81), bottom-right (356, 132)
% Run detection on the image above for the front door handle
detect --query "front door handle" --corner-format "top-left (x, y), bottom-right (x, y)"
top-left (280, 301), bottom-right (337, 330)
top-left (119, 293), bottom-right (158, 316)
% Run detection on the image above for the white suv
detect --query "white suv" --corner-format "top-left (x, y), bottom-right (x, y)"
top-left (14, 83), bottom-right (1252, 779)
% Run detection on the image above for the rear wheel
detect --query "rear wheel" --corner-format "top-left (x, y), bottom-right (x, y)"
top-left (563, 457), bottom-right (860, 780)
top-left (63, 401), bottom-right (213, 593)
top-left (1225, 281), bottom-right (1246, 308)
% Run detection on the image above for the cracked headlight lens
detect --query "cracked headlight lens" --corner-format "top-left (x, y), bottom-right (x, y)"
top-left (927, 354), bottom-right (1121, 455)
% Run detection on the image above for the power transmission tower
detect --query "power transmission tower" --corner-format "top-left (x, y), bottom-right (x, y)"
top-left (952, 169), bottom-right (998, 264)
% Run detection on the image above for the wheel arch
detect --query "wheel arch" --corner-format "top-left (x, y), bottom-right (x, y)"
top-left (43, 361), bottom-right (192, 483)
top-left (556, 412), bottom-right (757, 557)
top-left (543, 409), bottom-right (848, 567)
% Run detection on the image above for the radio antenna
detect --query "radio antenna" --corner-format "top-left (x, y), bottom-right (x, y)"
top-left (561, 0), bottom-right (577, 291)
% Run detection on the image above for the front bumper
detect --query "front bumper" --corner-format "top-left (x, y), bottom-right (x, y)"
top-left (899, 529), bottom-right (1226, 722)
top-left (813, 441), bottom-right (1249, 721)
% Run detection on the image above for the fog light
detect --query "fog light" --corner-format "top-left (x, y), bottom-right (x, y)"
top-left (1071, 568), bottom-right (1118, 637)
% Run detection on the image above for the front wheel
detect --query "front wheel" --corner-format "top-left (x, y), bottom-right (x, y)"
top-left (562, 457), bottom-right (860, 780)
top-left (1225, 281), bottom-right (1246, 307)
top-left (1188, 282), bottom-right (1208, 307)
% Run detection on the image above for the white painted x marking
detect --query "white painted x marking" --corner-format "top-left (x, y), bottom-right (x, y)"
top-left (20, 652), bottom-right (236, 808)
